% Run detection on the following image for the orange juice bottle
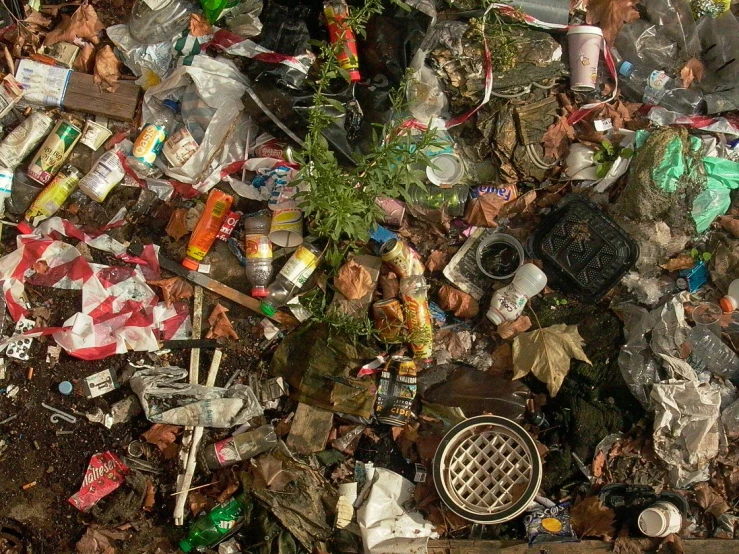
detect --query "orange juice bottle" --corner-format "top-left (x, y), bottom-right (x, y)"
top-left (182, 189), bottom-right (233, 271)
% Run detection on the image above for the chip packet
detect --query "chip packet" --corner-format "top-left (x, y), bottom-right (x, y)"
top-left (524, 502), bottom-right (578, 545)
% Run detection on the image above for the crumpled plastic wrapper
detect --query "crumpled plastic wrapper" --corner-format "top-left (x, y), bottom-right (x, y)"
top-left (357, 467), bottom-right (438, 553)
top-left (130, 366), bottom-right (262, 427)
top-left (651, 379), bottom-right (721, 488)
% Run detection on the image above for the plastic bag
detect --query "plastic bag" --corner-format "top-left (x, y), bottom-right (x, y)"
top-left (615, 20), bottom-right (680, 71)
top-left (643, 0), bottom-right (700, 61)
top-left (692, 156), bottom-right (739, 233)
top-left (130, 366), bottom-right (263, 427)
top-left (696, 11), bottom-right (739, 93)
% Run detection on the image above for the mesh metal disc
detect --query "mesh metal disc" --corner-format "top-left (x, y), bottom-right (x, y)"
top-left (433, 416), bottom-right (542, 524)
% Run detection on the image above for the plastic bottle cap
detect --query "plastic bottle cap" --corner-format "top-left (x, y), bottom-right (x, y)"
top-left (486, 308), bottom-right (504, 325)
top-left (16, 220), bottom-right (33, 234)
top-left (58, 381), bottom-right (73, 395)
top-left (426, 153), bottom-right (464, 186)
top-left (181, 257), bottom-right (199, 271)
top-left (348, 70), bottom-right (361, 82)
top-left (179, 540), bottom-right (193, 553)
top-left (251, 287), bottom-right (268, 298)
top-left (260, 302), bottom-right (276, 317)
top-left (720, 296), bottom-right (738, 313)
top-left (619, 61), bottom-right (634, 77)
top-left (162, 99), bottom-right (180, 113)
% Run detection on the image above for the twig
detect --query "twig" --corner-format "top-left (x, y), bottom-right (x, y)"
top-left (169, 481), bottom-right (218, 496)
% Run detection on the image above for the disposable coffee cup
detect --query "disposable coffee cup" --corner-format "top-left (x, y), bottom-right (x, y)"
top-left (80, 120), bottom-right (113, 150)
top-left (426, 153), bottom-right (465, 186)
top-left (268, 208), bottom-right (303, 247)
top-left (567, 26), bottom-right (604, 92)
top-left (638, 501), bottom-right (682, 538)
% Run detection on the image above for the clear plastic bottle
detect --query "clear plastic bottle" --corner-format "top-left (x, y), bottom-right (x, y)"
top-left (260, 242), bottom-right (322, 316)
top-left (486, 263), bottom-right (548, 325)
top-left (199, 424), bottom-right (277, 470)
top-left (243, 212), bottom-right (273, 298)
top-left (127, 98), bottom-right (177, 177)
top-left (128, 0), bottom-right (196, 44)
top-left (720, 279), bottom-right (739, 313)
top-left (689, 326), bottom-right (739, 380)
top-left (617, 60), bottom-right (705, 115)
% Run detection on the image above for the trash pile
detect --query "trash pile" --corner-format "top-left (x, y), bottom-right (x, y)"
top-left (0, 0), bottom-right (738, 552)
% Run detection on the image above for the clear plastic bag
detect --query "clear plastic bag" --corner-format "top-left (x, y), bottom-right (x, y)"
top-left (643, 0), bottom-right (701, 60)
top-left (615, 20), bottom-right (680, 72)
top-left (697, 12), bottom-right (739, 92)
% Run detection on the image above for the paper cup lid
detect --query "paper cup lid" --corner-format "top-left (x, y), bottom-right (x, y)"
top-left (427, 153), bottom-right (464, 186)
top-left (567, 25), bottom-right (604, 37)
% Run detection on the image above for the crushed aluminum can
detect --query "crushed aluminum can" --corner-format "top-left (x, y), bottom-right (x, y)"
top-left (375, 196), bottom-right (406, 227)
top-left (68, 451), bottom-right (129, 511)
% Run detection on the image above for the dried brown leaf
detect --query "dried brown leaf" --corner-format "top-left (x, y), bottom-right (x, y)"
top-left (206, 303), bottom-right (239, 340)
top-left (93, 45), bottom-right (121, 93)
top-left (464, 194), bottom-right (505, 227)
top-left (592, 450), bottom-right (607, 478)
top-left (694, 482), bottom-right (730, 518)
top-left (74, 43), bottom-right (95, 73)
top-left (718, 216), bottom-right (739, 238)
top-left (143, 480), bottom-right (156, 512)
top-left (497, 316), bottom-right (532, 340)
top-left (586, 0), bottom-right (641, 45)
top-left (498, 190), bottom-right (536, 218)
top-left (142, 424), bottom-right (181, 453)
top-left (189, 13), bottom-right (212, 37)
top-left (660, 254), bottom-right (695, 272)
top-left (44, 3), bottom-right (104, 46)
top-left (488, 343), bottom-right (513, 374)
top-left (253, 454), bottom-right (295, 492)
top-left (166, 208), bottom-right (190, 240)
top-left (570, 496), bottom-right (616, 540)
top-left (24, 10), bottom-right (53, 29)
top-left (679, 57), bottom-right (704, 89)
top-left (334, 259), bottom-right (373, 300)
top-left (437, 285), bottom-right (479, 318)
top-left (148, 277), bottom-right (194, 307)
top-left (189, 492), bottom-right (211, 516)
top-left (216, 480), bottom-right (240, 503)
top-left (595, 101), bottom-right (632, 130)
top-left (379, 273), bottom-right (399, 299)
top-left (76, 526), bottom-right (128, 554)
top-left (512, 324), bottom-right (592, 396)
top-left (542, 115), bottom-right (576, 159)
top-left (658, 534), bottom-right (684, 554)
top-left (436, 329), bottom-right (473, 359)
top-left (426, 249), bottom-right (448, 273)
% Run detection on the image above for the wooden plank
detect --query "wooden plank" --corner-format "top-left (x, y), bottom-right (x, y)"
top-left (286, 403), bottom-right (334, 455)
top-left (64, 72), bottom-right (141, 121)
top-left (427, 539), bottom-right (738, 554)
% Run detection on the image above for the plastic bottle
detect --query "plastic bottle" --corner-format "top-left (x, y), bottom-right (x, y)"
top-left (179, 492), bottom-right (249, 553)
top-left (243, 212), bottom-right (273, 298)
top-left (127, 98), bottom-right (177, 177)
top-left (182, 189), bottom-right (234, 271)
top-left (128, 0), bottom-right (196, 44)
top-left (689, 326), bottom-right (739, 380)
top-left (200, 425), bottom-right (277, 470)
top-left (260, 243), bottom-right (322, 316)
top-left (78, 151), bottom-right (126, 203)
top-left (17, 164), bottom-right (83, 233)
top-left (486, 264), bottom-right (548, 325)
top-left (617, 59), bottom-right (705, 115)
top-left (720, 279), bottom-right (739, 313)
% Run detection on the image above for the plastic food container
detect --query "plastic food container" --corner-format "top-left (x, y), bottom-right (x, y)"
top-left (529, 195), bottom-right (639, 300)
top-left (433, 415), bottom-right (542, 524)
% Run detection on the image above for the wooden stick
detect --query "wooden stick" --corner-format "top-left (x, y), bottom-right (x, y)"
top-left (169, 481), bottom-right (218, 496)
top-left (174, 349), bottom-right (223, 525)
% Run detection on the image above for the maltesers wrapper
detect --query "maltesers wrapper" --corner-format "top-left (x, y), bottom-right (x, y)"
top-left (68, 451), bottom-right (129, 511)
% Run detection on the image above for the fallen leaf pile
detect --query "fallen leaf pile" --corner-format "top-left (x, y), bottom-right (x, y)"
top-left (542, 115), bottom-right (575, 159)
top-left (44, 3), bottom-right (104, 46)
top-left (512, 324), bottom-right (592, 396)
top-left (75, 526), bottom-right (128, 554)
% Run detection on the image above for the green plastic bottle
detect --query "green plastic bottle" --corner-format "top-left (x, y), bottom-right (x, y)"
top-left (200, 0), bottom-right (238, 23)
top-left (179, 492), bottom-right (248, 552)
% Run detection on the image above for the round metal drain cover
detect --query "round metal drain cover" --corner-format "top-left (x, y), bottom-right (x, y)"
top-left (433, 415), bottom-right (542, 524)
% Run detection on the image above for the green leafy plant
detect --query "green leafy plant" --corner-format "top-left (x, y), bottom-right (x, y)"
top-left (593, 139), bottom-right (634, 178)
top-left (690, 247), bottom-right (712, 263)
top-left (301, 288), bottom-right (376, 344)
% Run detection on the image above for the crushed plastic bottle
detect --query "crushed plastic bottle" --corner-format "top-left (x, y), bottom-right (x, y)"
top-left (199, 424), bottom-right (277, 470)
top-left (689, 326), bottom-right (739, 380)
top-left (179, 492), bottom-right (249, 552)
top-left (617, 59), bottom-right (705, 115)
top-left (127, 98), bottom-right (177, 177)
top-left (128, 0), bottom-right (196, 44)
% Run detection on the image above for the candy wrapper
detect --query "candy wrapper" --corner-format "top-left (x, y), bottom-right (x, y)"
top-left (524, 503), bottom-right (578, 545)
top-left (68, 452), bottom-right (129, 511)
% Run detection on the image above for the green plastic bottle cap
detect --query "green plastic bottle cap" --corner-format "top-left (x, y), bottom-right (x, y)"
top-left (260, 302), bottom-right (276, 317)
top-left (179, 540), bottom-right (193, 552)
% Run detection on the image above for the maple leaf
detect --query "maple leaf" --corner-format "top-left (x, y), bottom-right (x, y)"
top-left (679, 58), bottom-right (704, 89)
top-left (334, 259), bottom-right (373, 300)
top-left (570, 496), bottom-right (616, 540)
top-left (497, 316), bottom-right (532, 340)
top-left (694, 482), bottom-right (729, 518)
top-left (148, 277), bottom-right (194, 307)
top-left (659, 254), bottom-right (695, 272)
top-left (206, 303), bottom-right (239, 340)
top-left (586, 0), bottom-right (640, 46)
top-left (93, 45), bottom-right (121, 93)
top-left (44, 3), bottom-right (104, 46)
top-left (542, 116), bottom-right (576, 159)
top-left (142, 424), bottom-right (181, 454)
top-left (512, 324), bottom-right (592, 396)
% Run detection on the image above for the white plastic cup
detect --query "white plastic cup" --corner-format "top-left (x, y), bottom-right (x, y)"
top-left (80, 120), bottom-right (113, 151)
top-left (567, 26), bottom-right (604, 92)
top-left (638, 501), bottom-right (682, 538)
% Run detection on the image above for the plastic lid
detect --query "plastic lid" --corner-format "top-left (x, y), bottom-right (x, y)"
top-left (619, 61), bottom-right (634, 77)
top-left (720, 296), bottom-right (738, 313)
top-left (638, 508), bottom-right (667, 537)
top-left (179, 540), bottom-right (193, 553)
top-left (251, 287), bottom-right (268, 298)
top-left (181, 257), bottom-right (199, 271)
top-left (260, 302), bottom-right (276, 317)
top-left (58, 381), bottom-right (73, 395)
top-left (426, 154), bottom-right (464, 186)
top-left (566, 25), bottom-right (604, 37)
top-left (16, 220), bottom-right (33, 234)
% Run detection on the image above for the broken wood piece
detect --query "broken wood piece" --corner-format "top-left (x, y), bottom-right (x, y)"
top-left (286, 403), bottom-right (334, 455)
top-left (64, 71), bottom-right (141, 121)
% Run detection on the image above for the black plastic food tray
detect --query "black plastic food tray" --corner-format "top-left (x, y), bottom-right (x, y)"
top-left (529, 195), bottom-right (639, 301)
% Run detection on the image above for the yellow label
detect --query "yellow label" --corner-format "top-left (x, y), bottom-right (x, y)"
top-left (132, 124), bottom-right (166, 166)
top-left (280, 246), bottom-right (318, 286)
top-left (26, 171), bottom-right (79, 221)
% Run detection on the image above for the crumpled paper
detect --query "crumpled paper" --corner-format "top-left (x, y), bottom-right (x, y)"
top-left (357, 467), bottom-right (438, 553)
top-left (130, 366), bottom-right (262, 427)
top-left (651, 379), bottom-right (721, 488)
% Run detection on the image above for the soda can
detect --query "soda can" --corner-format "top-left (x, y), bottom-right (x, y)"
top-left (372, 298), bottom-right (405, 342)
top-left (400, 275), bottom-right (433, 363)
top-left (470, 183), bottom-right (519, 201)
top-left (0, 111), bottom-right (55, 169)
top-left (27, 119), bottom-right (83, 184)
top-left (375, 356), bottom-right (417, 426)
top-left (380, 238), bottom-right (425, 278)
